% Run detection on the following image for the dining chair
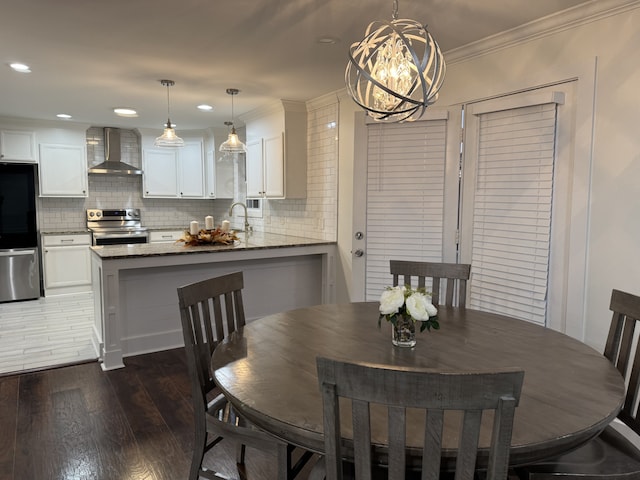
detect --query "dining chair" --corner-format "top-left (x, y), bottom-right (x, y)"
top-left (390, 260), bottom-right (472, 307)
top-left (177, 271), bottom-right (312, 480)
top-left (310, 356), bottom-right (524, 480)
top-left (516, 288), bottom-right (640, 480)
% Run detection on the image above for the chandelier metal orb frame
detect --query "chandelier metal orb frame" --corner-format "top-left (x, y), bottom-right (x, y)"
top-left (346, 0), bottom-right (446, 123)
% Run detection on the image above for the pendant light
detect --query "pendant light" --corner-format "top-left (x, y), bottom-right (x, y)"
top-left (154, 79), bottom-right (184, 147)
top-left (219, 88), bottom-right (247, 154)
top-left (345, 0), bottom-right (445, 123)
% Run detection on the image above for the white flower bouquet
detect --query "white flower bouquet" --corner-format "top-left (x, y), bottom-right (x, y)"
top-left (378, 285), bottom-right (439, 332)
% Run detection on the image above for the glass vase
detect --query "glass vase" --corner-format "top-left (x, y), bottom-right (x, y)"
top-left (391, 315), bottom-right (416, 347)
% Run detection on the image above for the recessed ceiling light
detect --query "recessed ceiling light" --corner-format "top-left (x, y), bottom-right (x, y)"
top-left (113, 107), bottom-right (138, 117)
top-left (56, 113), bottom-right (72, 119)
top-left (9, 63), bottom-right (31, 73)
top-left (197, 104), bottom-right (214, 111)
top-left (317, 37), bottom-right (339, 45)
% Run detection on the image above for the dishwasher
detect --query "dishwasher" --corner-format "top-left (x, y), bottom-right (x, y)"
top-left (0, 248), bottom-right (40, 301)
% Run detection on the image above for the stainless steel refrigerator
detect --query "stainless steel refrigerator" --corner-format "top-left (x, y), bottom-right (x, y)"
top-left (0, 163), bottom-right (40, 302)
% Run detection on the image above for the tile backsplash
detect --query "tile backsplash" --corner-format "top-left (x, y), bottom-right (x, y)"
top-left (37, 101), bottom-right (339, 242)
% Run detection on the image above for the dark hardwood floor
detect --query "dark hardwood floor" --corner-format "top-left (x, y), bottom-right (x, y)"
top-left (0, 348), bottom-right (315, 480)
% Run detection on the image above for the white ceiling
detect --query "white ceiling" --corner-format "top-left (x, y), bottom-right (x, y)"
top-left (0, 0), bottom-right (592, 132)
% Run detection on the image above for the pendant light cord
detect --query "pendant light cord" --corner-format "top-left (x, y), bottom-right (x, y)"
top-left (166, 85), bottom-right (171, 119)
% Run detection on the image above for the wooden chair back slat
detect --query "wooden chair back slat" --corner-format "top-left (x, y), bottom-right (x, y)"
top-left (316, 357), bottom-right (524, 480)
top-left (390, 260), bottom-right (471, 308)
top-left (353, 399), bottom-right (373, 480)
top-left (388, 406), bottom-right (407, 478)
top-left (487, 396), bottom-right (518, 480)
top-left (422, 410), bottom-right (444, 480)
top-left (455, 409), bottom-right (482, 480)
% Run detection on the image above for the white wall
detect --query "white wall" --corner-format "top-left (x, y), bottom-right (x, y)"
top-left (334, 1), bottom-right (640, 350)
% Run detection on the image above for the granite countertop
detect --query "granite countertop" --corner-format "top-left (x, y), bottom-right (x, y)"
top-left (41, 230), bottom-right (91, 235)
top-left (147, 226), bottom-right (189, 232)
top-left (90, 231), bottom-right (335, 259)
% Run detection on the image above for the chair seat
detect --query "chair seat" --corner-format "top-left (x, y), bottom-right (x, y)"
top-left (520, 425), bottom-right (640, 478)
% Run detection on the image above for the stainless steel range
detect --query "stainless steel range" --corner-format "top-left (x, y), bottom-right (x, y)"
top-left (87, 208), bottom-right (149, 245)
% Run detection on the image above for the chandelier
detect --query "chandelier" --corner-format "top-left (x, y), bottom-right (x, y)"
top-left (345, 0), bottom-right (445, 123)
top-left (154, 79), bottom-right (184, 147)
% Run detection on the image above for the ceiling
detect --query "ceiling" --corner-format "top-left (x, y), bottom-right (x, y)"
top-left (0, 0), bottom-right (592, 132)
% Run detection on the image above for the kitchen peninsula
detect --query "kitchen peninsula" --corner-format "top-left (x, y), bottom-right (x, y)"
top-left (91, 231), bottom-right (336, 370)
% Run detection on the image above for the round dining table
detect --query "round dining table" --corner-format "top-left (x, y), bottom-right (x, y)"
top-left (211, 302), bottom-right (625, 470)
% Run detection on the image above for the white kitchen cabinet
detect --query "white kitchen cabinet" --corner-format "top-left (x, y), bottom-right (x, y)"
top-left (246, 134), bottom-right (286, 197)
top-left (142, 140), bottom-right (205, 198)
top-left (245, 100), bottom-right (307, 199)
top-left (245, 139), bottom-right (264, 198)
top-left (143, 148), bottom-right (178, 197)
top-left (178, 141), bottom-right (205, 198)
top-left (0, 129), bottom-right (37, 163)
top-left (39, 143), bottom-right (88, 197)
top-left (205, 150), bottom-right (234, 199)
top-left (149, 230), bottom-right (184, 243)
top-left (42, 233), bottom-right (92, 295)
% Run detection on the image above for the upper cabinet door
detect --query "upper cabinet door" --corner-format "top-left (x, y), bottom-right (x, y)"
top-left (246, 138), bottom-right (264, 198)
top-left (177, 141), bottom-right (204, 198)
top-left (263, 133), bottom-right (284, 198)
top-left (143, 148), bottom-right (179, 197)
top-left (39, 143), bottom-right (88, 197)
top-left (0, 130), bottom-right (37, 163)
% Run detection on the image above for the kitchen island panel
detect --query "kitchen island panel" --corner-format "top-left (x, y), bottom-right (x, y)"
top-left (91, 233), bottom-right (335, 370)
top-left (118, 255), bottom-right (323, 356)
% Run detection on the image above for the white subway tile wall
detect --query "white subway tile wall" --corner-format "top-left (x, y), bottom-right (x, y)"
top-left (259, 102), bottom-right (338, 241)
top-left (37, 102), bottom-right (339, 242)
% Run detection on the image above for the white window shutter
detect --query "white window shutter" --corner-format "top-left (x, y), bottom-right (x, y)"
top-left (467, 103), bottom-right (558, 325)
top-left (365, 120), bottom-right (447, 300)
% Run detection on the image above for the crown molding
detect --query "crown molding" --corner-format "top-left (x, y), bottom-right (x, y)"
top-left (444, 0), bottom-right (640, 64)
top-left (240, 99), bottom-right (307, 123)
top-left (307, 91), bottom-right (343, 111)
top-left (0, 115), bottom-right (91, 131)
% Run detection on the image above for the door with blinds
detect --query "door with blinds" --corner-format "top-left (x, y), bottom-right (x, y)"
top-left (351, 108), bottom-right (461, 301)
top-left (352, 82), bottom-right (576, 330)
top-left (459, 84), bottom-right (576, 328)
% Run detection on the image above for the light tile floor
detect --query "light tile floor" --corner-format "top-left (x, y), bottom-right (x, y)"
top-left (0, 292), bottom-right (98, 375)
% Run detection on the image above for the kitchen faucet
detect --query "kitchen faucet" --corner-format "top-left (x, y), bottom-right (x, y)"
top-left (229, 202), bottom-right (252, 232)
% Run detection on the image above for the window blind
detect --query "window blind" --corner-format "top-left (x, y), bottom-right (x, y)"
top-left (365, 120), bottom-right (447, 300)
top-left (468, 103), bottom-right (557, 325)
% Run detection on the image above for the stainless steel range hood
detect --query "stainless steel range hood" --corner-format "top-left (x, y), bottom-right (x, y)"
top-left (88, 127), bottom-right (142, 175)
